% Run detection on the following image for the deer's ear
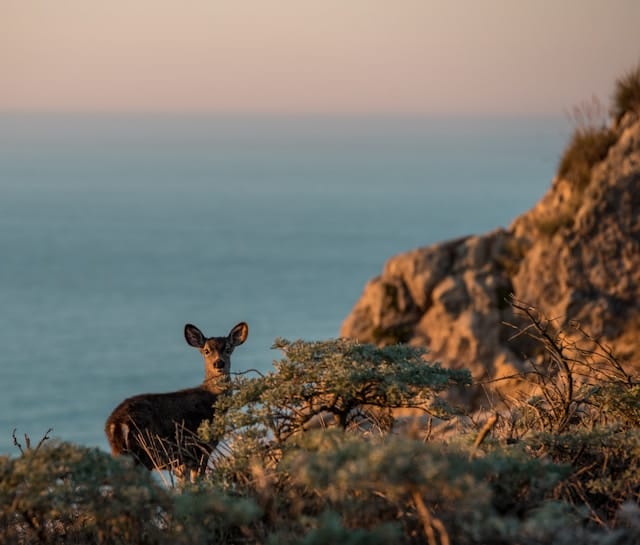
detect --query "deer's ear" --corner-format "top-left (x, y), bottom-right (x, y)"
top-left (229, 322), bottom-right (248, 346)
top-left (184, 324), bottom-right (206, 348)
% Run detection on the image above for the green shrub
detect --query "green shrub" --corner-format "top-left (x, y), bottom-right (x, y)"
top-left (297, 511), bottom-right (400, 545)
top-left (205, 337), bottom-right (471, 446)
top-left (0, 442), bottom-right (172, 544)
top-left (3, 308), bottom-right (640, 544)
top-left (527, 427), bottom-right (640, 522)
top-left (281, 430), bottom-right (583, 544)
top-left (612, 62), bottom-right (640, 123)
top-left (592, 383), bottom-right (640, 427)
top-left (172, 485), bottom-right (263, 544)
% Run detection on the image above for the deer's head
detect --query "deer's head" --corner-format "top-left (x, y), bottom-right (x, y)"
top-left (184, 322), bottom-right (248, 387)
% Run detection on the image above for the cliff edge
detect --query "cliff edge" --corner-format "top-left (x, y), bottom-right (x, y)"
top-left (341, 112), bottom-right (640, 398)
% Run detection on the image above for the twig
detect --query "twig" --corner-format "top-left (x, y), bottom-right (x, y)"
top-left (12, 428), bottom-right (23, 455)
top-left (33, 428), bottom-right (53, 454)
top-left (11, 428), bottom-right (52, 455)
top-left (412, 489), bottom-right (449, 545)
top-left (232, 368), bottom-right (265, 378)
top-left (470, 413), bottom-right (498, 458)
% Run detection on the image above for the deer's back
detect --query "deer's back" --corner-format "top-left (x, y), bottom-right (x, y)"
top-left (105, 387), bottom-right (219, 467)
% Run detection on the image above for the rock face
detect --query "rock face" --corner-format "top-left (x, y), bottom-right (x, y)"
top-left (341, 114), bottom-right (640, 398)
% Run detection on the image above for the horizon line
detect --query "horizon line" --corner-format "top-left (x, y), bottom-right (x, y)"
top-left (0, 108), bottom-right (568, 119)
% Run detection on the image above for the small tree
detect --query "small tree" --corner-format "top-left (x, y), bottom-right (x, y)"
top-left (204, 338), bottom-right (471, 447)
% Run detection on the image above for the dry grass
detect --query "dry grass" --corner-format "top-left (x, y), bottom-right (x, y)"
top-left (557, 125), bottom-right (616, 191)
top-left (613, 62), bottom-right (640, 123)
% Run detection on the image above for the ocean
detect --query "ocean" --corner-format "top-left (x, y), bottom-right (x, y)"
top-left (0, 113), bottom-right (568, 455)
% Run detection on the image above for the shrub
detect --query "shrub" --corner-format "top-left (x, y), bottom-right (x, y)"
top-left (172, 485), bottom-right (263, 544)
top-left (3, 307), bottom-right (640, 544)
top-left (494, 299), bottom-right (640, 534)
top-left (527, 427), bottom-right (640, 523)
top-left (557, 124), bottom-right (616, 191)
top-left (548, 61), bottom-right (640, 231)
top-left (612, 62), bottom-right (640, 124)
top-left (205, 337), bottom-right (471, 446)
top-left (283, 430), bottom-right (573, 544)
top-left (502, 298), bottom-right (635, 436)
top-left (543, 96), bottom-right (617, 237)
top-left (0, 441), bottom-right (172, 544)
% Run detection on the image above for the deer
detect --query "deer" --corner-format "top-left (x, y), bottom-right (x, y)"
top-left (105, 322), bottom-right (248, 480)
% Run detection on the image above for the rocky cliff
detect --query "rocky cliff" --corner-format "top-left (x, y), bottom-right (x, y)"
top-left (341, 113), bottom-right (640, 398)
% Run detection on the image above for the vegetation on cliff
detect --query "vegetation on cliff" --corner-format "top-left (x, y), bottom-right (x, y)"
top-left (612, 62), bottom-right (640, 124)
top-left (2, 303), bottom-right (640, 544)
top-left (550, 62), bottom-right (640, 231)
top-left (557, 97), bottom-right (616, 193)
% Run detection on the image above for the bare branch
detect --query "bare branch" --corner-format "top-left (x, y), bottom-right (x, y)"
top-left (11, 428), bottom-right (23, 455)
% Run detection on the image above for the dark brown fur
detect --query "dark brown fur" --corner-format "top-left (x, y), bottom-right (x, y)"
top-left (105, 322), bottom-right (248, 476)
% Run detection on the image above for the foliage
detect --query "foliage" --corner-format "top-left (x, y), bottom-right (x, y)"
top-left (527, 427), bottom-right (640, 523)
top-left (2, 308), bottom-right (640, 544)
top-left (205, 337), bottom-right (471, 445)
top-left (535, 60), bottom-right (640, 239)
top-left (591, 383), bottom-right (640, 427)
top-left (612, 62), bottom-right (640, 124)
top-left (282, 430), bottom-right (571, 544)
top-left (0, 441), bottom-right (172, 544)
top-left (502, 298), bottom-right (635, 436)
top-left (539, 97), bottom-right (616, 237)
top-left (172, 484), bottom-right (263, 544)
top-left (557, 123), bottom-right (616, 191)
top-left (493, 299), bottom-right (640, 537)
top-left (195, 325), bottom-right (639, 543)
top-left (540, 59), bottom-right (640, 237)
top-left (296, 511), bottom-right (400, 545)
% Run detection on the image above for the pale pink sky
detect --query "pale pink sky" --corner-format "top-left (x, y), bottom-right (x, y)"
top-left (2, 0), bottom-right (640, 115)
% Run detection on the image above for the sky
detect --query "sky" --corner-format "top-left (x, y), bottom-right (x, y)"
top-left (2, 0), bottom-right (640, 115)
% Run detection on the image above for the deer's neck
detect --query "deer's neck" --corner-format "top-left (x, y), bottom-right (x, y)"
top-left (202, 372), bottom-right (229, 394)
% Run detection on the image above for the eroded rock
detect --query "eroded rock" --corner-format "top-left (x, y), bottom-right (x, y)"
top-left (341, 115), bottom-right (640, 402)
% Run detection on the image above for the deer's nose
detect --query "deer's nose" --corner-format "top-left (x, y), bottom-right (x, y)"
top-left (213, 360), bottom-right (226, 370)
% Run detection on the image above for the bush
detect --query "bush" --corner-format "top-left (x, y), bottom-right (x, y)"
top-left (205, 337), bottom-right (471, 445)
top-left (541, 96), bottom-right (617, 237)
top-left (283, 430), bottom-right (571, 544)
top-left (527, 427), bottom-right (640, 522)
top-left (557, 125), bottom-right (616, 191)
top-left (612, 62), bottom-right (640, 124)
top-left (2, 307), bottom-right (639, 544)
top-left (0, 442), bottom-right (172, 544)
top-left (503, 299), bottom-right (635, 436)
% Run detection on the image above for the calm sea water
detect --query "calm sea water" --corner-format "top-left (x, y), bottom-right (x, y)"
top-left (0, 114), bottom-right (568, 455)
